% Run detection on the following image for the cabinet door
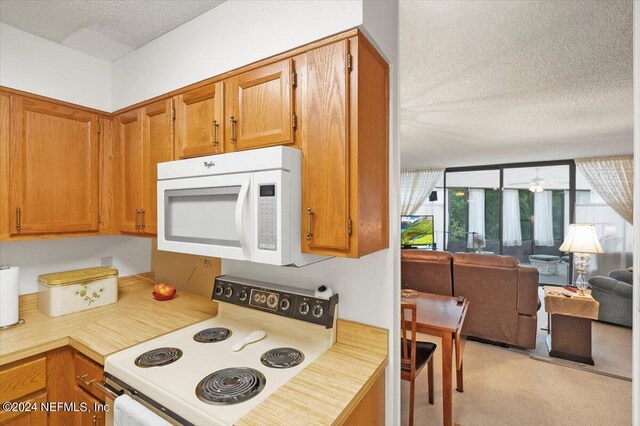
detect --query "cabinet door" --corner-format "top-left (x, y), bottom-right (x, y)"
top-left (228, 59), bottom-right (294, 150)
top-left (0, 392), bottom-right (47, 426)
top-left (301, 41), bottom-right (350, 253)
top-left (9, 97), bottom-right (99, 235)
top-left (142, 99), bottom-right (174, 235)
top-left (0, 93), bottom-right (10, 239)
top-left (73, 386), bottom-right (105, 426)
top-left (116, 109), bottom-right (143, 233)
top-left (175, 82), bottom-right (224, 159)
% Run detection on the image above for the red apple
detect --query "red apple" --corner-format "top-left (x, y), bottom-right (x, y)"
top-left (156, 283), bottom-right (176, 297)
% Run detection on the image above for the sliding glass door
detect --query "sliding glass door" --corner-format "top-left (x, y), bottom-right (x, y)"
top-left (502, 165), bottom-right (571, 285)
top-left (443, 162), bottom-right (573, 286)
top-left (444, 169), bottom-right (500, 255)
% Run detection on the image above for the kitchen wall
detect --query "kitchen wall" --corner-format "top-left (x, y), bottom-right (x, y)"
top-left (150, 239), bottom-right (221, 297)
top-left (111, 0), bottom-right (363, 110)
top-left (0, 23), bottom-right (112, 111)
top-left (0, 23), bottom-right (151, 295)
top-left (0, 236), bottom-right (151, 294)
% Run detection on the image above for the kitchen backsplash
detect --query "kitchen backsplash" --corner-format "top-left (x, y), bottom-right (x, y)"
top-left (0, 236), bottom-right (151, 294)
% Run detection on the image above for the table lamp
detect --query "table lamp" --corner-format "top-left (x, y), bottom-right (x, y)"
top-left (559, 224), bottom-right (604, 295)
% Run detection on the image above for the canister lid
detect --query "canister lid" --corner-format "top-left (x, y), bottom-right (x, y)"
top-left (38, 267), bottom-right (118, 286)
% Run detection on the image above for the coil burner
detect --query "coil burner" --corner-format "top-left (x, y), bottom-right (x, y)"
top-left (196, 367), bottom-right (266, 405)
top-left (193, 327), bottom-right (232, 343)
top-left (134, 347), bottom-right (183, 368)
top-left (260, 347), bottom-right (305, 369)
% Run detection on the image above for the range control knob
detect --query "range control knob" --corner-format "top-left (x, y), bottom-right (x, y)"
top-left (238, 290), bottom-right (248, 301)
top-left (266, 294), bottom-right (278, 309)
top-left (279, 298), bottom-right (291, 311)
top-left (299, 302), bottom-right (310, 315)
top-left (312, 305), bottom-right (324, 318)
top-left (224, 287), bottom-right (233, 298)
top-left (215, 285), bottom-right (224, 296)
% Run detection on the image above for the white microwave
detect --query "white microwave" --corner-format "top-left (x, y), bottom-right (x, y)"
top-left (157, 146), bottom-right (327, 267)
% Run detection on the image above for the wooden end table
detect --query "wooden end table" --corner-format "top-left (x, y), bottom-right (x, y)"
top-left (543, 286), bottom-right (599, 365)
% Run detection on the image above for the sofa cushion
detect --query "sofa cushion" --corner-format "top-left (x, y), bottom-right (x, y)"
top-left (402, 250), bottom-right (452, 263)
top-left (453, 252), bottom-right (519, 268)
top-left (401, 250), bottom-right (453, 296)
top-left (608, 269), bottom-right (633, 284)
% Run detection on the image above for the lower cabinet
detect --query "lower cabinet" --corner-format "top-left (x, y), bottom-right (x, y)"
top-left (0, 393), bottom-right (48, 426)
top-left (0, 348), bottom-right (106, 426)
top-left (73, 386), bottom-right (105, 426)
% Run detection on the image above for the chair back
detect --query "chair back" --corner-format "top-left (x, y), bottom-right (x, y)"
top-left (401, 301), bottom-right (418, 372)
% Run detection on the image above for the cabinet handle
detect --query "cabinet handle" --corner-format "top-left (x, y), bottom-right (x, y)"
top-left (230, 116), bottom-right (236, 144)
top-left (212, 119), bottom-right (219, 145)
top-left (134, 209), bottom-right (139, 230)
top-left (92, 414), bottom-right (101, 425)
top-left (15, 207), bottom-right (21, 232)
top-left (76, 374), bottom-right (95, 386)
top-left (306, 208), bottom-right (313, 241)
top-left (139, 209), bottom-right (145, 230)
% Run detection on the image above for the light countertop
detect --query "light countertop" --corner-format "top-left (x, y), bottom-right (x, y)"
top-left (0, 275), bottom-right (388, 425)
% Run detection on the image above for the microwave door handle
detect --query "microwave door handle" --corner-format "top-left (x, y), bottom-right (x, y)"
top-left (235, 177), bottom-right (251, 260)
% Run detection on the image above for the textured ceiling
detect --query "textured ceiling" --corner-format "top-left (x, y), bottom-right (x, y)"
top-left (400, 0), bottom-right (633, 169)
top-left (0, 0), bottom-right (225, 62)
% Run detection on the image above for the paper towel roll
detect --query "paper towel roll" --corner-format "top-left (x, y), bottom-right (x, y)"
top-left (0, 266), bottom-right (19, 327)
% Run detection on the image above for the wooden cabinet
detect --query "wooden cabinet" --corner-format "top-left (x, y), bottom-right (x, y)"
top-left (1, 29), bottom-right (388, 252)
top-left (0, 347), bottom-right (107, 426)
top-left (0, 392), bottom-right (48, 426)
top-left (73, 353), bottom-right (105, 402)
top-left (0, 92), bottom-right (11, 239)
top-left (73, 387), bottom-right (105, 426)
top-left (117, 99), bottom-right (173, 235)
top-left (116, 109), bottom-right (143, 233)
top-left (174, 82), bottom-right (224, 159)
top-left (301, 37), bottom-right (389, 258)
top-left (8, 96), bottom-right (99, 235)
top-left (142, 99), bottom-right (174, 234)
top-left (0, 357), bottom-right (48, 426)
top-left (226, 59), bottom-right (296, 151)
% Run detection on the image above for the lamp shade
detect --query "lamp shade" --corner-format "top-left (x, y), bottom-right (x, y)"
top-left (559, 224), bottom-right (604, 254)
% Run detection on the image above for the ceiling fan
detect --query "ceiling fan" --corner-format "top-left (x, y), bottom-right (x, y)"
top-left (506, 168), bottom-right (568, 193)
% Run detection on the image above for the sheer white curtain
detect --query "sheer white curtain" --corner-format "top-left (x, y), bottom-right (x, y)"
top-left (575, 203), bottom-right (633, 274)
top-left (575, 156), bottom-right (633, 224)
top-left (467, 189), bottom-right (485, 248)
top-left (534, 191), bottom-right (554, 246)
top-left (401, 169), bottom-right (445, 215)
top-left (502, 189), bottom-right (522, 246)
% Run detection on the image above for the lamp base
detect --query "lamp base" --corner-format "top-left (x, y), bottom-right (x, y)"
top-left (573, 253), bottom-right (591, 295)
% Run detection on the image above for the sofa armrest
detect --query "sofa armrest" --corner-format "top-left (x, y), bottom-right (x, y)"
top-left (589, 276), bottom-right (633, 298)
top-left (517, 265), bottom-right (539, 316)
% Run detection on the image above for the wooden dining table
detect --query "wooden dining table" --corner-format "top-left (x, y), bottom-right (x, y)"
top-left (402, 292), bottom-right (469, 426)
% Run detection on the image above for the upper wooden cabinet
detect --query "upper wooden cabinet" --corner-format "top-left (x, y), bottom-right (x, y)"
top-left (301, 36), bottom-right (389, 258)
top-left (0, 92), bottom-right (11, 239)
top-left (226, 59), bottom-right (296, 151)
top-left (116, 109), bottom-right (143, 234)
top-left (143, 99), bottom-right (174, 234)
top-left (116, 99), bottom-right (173, 235)
top-left (174, 82), bottom-right (224, 159)
top-left (8, 96), bottom-right (100, 235)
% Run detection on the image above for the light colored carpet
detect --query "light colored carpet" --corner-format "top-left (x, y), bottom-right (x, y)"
top-left (401, 333), bottom-right (632, 425)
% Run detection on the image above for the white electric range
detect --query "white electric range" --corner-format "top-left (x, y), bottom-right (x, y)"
top-left (102, 276), bottom-right (339, 425)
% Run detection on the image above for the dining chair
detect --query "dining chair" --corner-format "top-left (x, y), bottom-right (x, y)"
top-left (401, 301), bottom-right (436, 426)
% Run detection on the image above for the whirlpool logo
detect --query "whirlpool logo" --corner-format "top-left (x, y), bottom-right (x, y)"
top-left (204, 161), bottom-right (216, 169)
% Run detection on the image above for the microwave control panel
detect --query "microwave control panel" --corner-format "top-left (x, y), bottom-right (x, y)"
top-left (257, 184), bottom-right (277, 251)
